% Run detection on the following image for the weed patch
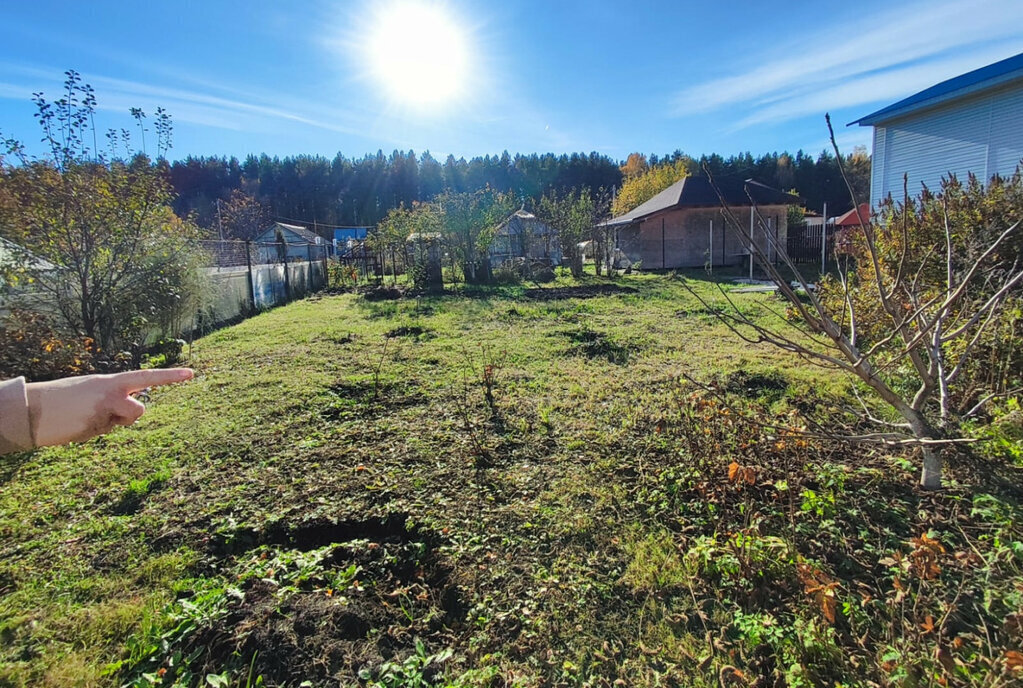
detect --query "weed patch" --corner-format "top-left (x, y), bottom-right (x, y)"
top-left (107, 470), bottom-right (171, 516)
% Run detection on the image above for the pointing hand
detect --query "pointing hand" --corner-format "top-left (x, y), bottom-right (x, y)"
top-left (26, 368), bottom-right (194, 447)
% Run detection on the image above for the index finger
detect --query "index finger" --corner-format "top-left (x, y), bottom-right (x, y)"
top-left (115, 368), bottom-right (194, 393)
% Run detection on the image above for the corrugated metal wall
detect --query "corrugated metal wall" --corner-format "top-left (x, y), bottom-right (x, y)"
top-left (870, 81), bottom-right (1023, 203)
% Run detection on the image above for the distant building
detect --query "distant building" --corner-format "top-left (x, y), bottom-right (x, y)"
top-left (832, 203), bottom-right (871, 255)
top-left (252, 222), bottom-right (325, 263)
top-left (833, 203), bottom-right (870, 229)
top-left (0, 236), bottom-right (58, 273)
top-left (852, 52), bottom-right (1023, 204)
top-left (606, 177), bottom-right (800, 270)
top-left (0, 237), bottom-right (60, 312)
top-left (490, 209), bottom-right (561, 265)
top-left (332, 227), bottom-right (371, 258)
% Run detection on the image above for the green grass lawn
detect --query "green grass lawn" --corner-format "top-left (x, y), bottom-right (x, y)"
top-left (1, 272), bottom-right (1021, 687)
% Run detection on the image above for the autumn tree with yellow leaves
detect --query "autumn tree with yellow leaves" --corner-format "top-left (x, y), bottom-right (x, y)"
top-left (611, 158), bottom-right (688, 217)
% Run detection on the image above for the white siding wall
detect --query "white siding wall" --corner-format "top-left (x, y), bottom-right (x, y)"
top-left (870, 80), bottom-right (1023, 204)
top-left (870, 126), bottom-right (886, 204)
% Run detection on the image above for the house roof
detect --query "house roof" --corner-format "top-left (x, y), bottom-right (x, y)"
top-left (496, 208), bottom-right (550, 234)
top-left (276, 222), bottom-right (322, 243)
top-left (834, 203), bottom-right (871, 227)
top-left (604, 177), bottom-right (801, 226)
top-left (256, 222), bottom-right (322, 244)
top-left (850, 51), bottom-right (1023, 127)
top-left (0, 236), bottom-right (59, 271)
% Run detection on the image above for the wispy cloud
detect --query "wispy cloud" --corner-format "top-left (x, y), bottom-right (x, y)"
top-left (672, 0), bottom-right (1023, 128)
top-left (0, 61), bottom-right (378, 141)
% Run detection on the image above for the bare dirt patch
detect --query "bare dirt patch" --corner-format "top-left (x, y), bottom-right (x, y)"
top-left (190, 515), bottom-right (465, 686)
top-left (321, 380), bottom-right (427, 420)
top-left (523, 284), bottom-right (637, 300)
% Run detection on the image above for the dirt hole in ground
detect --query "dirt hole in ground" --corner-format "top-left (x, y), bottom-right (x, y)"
top-left (317, 332), bottom-right (355, 345)
top-left (724, 370), bottom-right (789, 401)
top-left (562, 327), bottom-right (636, 364)
top-left (360, 285), bottom-right (408, 301)
top-left (523, 284), bottom-right (637, 300)
top-left (321, 379), bottom-right (427, 420)
top-left (384, 324), bottom-right (432, 339)
top-left (189, 514), bottom-right (466, 686)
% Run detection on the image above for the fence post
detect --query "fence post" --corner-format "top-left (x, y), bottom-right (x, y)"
top-left (245, 240), bottom-right (256, 312)
top-left (278, 235), bottom-right (291, 303)
top-left (321, 244), bottom-right (328, 290)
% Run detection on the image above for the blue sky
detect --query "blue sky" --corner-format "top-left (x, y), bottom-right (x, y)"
top-left (2, 0), bottom-right (1022, 163)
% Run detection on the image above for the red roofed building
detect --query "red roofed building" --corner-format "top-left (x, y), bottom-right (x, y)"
top-left (833, 203), bottom-right (870, 255)
top-left (835, 203), bottom-right (871, 228)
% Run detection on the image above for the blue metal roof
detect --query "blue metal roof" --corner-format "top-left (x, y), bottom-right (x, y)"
top-left (851, 52), bottom-right (1023, 127)
top-left (333, 227), bottom-right (370, 242)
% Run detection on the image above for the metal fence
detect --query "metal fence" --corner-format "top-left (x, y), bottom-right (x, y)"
top-left (785, 221), bottom-right (836, 266)
top-left (333, 239), bottom-right (382, 280)
top-left (196, 239), bottom-right (328, 326)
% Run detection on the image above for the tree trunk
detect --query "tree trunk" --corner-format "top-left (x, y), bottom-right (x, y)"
top-left (569, 253), bottom-right (583, 278)
top-left (920, 445), bottom-right (943, 490)
top-left (905, 410), bottom-right (943, 489)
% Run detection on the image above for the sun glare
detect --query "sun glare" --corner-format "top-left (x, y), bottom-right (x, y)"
top-left (364, 2), bottom-right (469, 108)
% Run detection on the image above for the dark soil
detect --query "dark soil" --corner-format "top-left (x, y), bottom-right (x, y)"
top-left (562, 327), bottom-right (636, 364)
top-left (523, 284), bottom-right (638, 300)
top-left (360, 285), bottom-right (408, 301)
top-left (724, 370), bottom-right (789, 401)
top-left (320, 380), bottom-right (427, 420)
top-left (384, 325), bottom-right (432, 339)
top-left (188, 516), bottom-right (464, 687)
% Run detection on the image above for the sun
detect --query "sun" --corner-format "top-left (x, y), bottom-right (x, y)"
top-left (364, 2), bottom-right (469, 108)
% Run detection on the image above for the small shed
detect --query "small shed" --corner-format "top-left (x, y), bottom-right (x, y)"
top-left (253, 222), bottom-right (325, 263)
top-left (489, 209), bottom-right (561, 266)
top-left (606, 177), bottom-right (800, 270)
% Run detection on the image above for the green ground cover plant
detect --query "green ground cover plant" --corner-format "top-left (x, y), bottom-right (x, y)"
top-left (1, 271), bottom-right (1020, 687)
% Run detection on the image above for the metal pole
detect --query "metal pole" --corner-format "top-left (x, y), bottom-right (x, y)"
top-left (321, 243), bottom-right (328, 290)
top-left (708, 219), bottom-right (713, 274)
top-left (821, 202), bottom-right (828, 275)
top-left (749, 206), bottom-right (754, 280)
top-left (245, 240), bottom-right (255, 311)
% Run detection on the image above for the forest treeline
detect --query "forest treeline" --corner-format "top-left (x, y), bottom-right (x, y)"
top-left (168, 148), bottom-right (871, 237)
